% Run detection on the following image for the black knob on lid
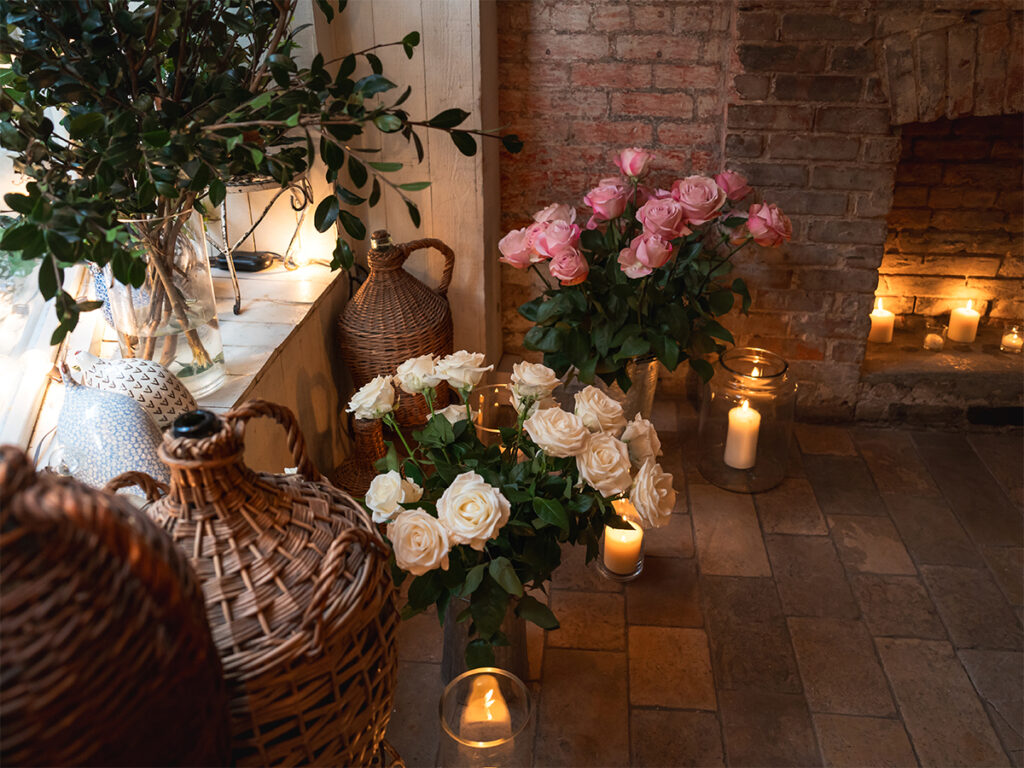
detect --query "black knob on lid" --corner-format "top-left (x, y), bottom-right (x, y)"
top-left (171, 410), bottom-right (221, 439)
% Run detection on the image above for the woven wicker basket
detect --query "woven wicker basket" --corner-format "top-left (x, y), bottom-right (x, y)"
top-left (334, 416), bottom-right (387, 497)
top-left (338, 230), bottom-right (454, 426)
top-left (108, 401), bottom-right (399, 766)
top-left (0, 445), bottom-right (230, 767)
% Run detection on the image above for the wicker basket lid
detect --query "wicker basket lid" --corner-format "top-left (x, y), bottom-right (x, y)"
top-left (0, 445), bottom-right (230, 767)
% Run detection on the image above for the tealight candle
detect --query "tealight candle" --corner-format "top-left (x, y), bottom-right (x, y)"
top-left (602, 501), bottom-right (643, 575)
top-left (459, 673), bottom-right (512, 743)
top-left (724, 399), bottom-right (761, 470)
top-left (948, 300), bottom-right (980, 343)
top-left (868, 298), bottom-right (895, 343)
top-left (1001, 325), bottom-right (1023, 354)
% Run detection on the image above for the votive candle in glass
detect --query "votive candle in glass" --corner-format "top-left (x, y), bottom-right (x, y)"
top-left (1000, 324), bottom-right (1023, 354)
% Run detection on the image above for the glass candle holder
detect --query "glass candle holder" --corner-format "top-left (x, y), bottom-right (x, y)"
top-left (697, 348), bottom-right (798, 493)
top-left (469, 384), bottom-right (516, 447)
top-left (1000, 324), bottom-right (1023, 354)
top-left (596, 500), bottom-right (645, 582)
top-left (439, 667), bottom-right (534, 768)
top-left (923, 319), bottom-right (947, 352)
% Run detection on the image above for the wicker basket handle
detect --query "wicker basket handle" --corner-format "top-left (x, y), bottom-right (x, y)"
top-left (225, 399), bottom-right (320, 481)
top-left (398, 238), bottom-right (455, 297)
top-left (302, 527), bottom-right (388, 654)
top-left (104, 471), bottom-right (169, 502)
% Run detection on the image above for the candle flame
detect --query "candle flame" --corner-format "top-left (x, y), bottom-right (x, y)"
top-left (966, 299), bottom-right (973, 310)
top-left (741, 399), bottom-right (750, 411)
top-left (751, 366), bottom-right (761, 377)
top-left (875, 297), bottom-right (884, 311)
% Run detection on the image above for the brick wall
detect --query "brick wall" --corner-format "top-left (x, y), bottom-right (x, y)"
top-left (879, 115), bottom-right (1023, 324)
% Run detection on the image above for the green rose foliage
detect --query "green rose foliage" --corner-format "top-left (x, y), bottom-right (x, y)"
top-left (0, 0), bottom-right (520, 343)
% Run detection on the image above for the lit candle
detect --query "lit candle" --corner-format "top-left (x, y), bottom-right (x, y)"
top-left (1001, 328), bottom-right (1023, 354)
top-left (923, 332), bottom-right (945, 351)
top-left (948, 300), bottom-right (980, 343)
top-left (459, 673), bottom-right (512, 743)
top-left (603, 500), bottom-right (643, 575)
top-left (724, 399), bottom-right (761, 470)
top-left (868, 298), bottom-right (895, 343)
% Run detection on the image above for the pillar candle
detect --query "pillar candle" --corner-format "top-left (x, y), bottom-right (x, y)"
top-left (724, 399), bottom-right (761, 470)
top-left (948, 301), bottom-right (980, 343)
top-left (603, 502), bottom-right (643, 575)
top-left (459, 673), bottom-right (512, 743)
top-left (868, 299), bottom-right (895, 343)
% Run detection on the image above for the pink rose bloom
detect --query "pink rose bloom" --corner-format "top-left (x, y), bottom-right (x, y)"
top-left (714, 170), bottom-right (752, 202)
top-left (583, 177), bottom-right (629, 229)
top-left (671, 175), bottom-right (727, 225)
top-left (498, 227), bottom-right (533, 268)
top-left (535, 219), bottom-right (581, 259)
top-left (524, 222), bottom-right (548, 261)
top-left (618, 242), bottom-right (651, 279)
top-left (636, 197), bottom-right (691, 240)
top-left (548, 245), bottom-right (589, 286)
top-left (533, 202), bottom-right (576, 225)
top-left (746, 203), bottom-right (792, 247)
top-left (633, 233), bottom-right (673, 269)
top-left (614, 147), bottom-right (653, 178)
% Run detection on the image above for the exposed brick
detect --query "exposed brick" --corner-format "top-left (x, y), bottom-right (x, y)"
top-left (784, 243), bottom-right (843, 266)
top-left (912, 139), bottom-right (991, 161)
top-left (1007, 14), bottom-right (1024, 113)
top-left (615, 34), bottom-right (701, 62)
top-left (526, 33), bottom-right (610, 61)
top-left (883, 32), bottom-right (918, 125)
top-left (895, 162), bottom-right (943, 184)
top-left (998, 257), bottom-right (1024, 278)
top-left (880, 254), bottom-right (1002, 278)
top-left (769, 135), bottom-right (860, 161)
top-left (991, 140), bottom-right (1023, 160)
top-left (812, 166), bottom-right (895, 192)
top-left (738, 43), bottom-right (828, 73)
top-left (569, 120), bottom-right (654, 145)
top-left (796, 267), bottom-right (878, 294)
top-left (815, 107), bottom-right (892, 134)
top-left (947, 22), bottom-right (977, 117)
top-left (499, 62), bottom-right (570, 90)
top-left (770, 189), bottom-right (849, 217)
top-left (863, 77), bottom-right (887, 105)
top-left (852, 190), bottom-right (894, 218)
top-left (862, 137), bottom-right (901, 164)
top-left (780, 13), bottom-right (873, 42)
top-left (657, 122), bottom-right (718, 147)
top-left (632, 4), bottom-right (673, 32)
top-left (533, 4), bottom-right (592, 32)
top-left (892, 185), bottom-right (929, 207)
top-left (725, 133), bottom-right (764, 158)
top-left (733, 74), bottom-right (770, 100)
top-left (773, 74), bottom-right (864, 103)
top-left (976, 18), bottom-right (1010, 116)
top-left (728, 104), bottom-right (814, 131)
top-left (927, 187), bottom-right (999, 209)
top-left (830, 339), bottom-right (865, 364)
top-left (737, 11), bottom-right (778, 42)
top-left (695, 93), bottom-right (720, 120)
top-left (943, 162), bottom-right (1021, 186)
top-left (953, 114), bottom-right (1022, 136)
top-left (571, 62), bottom-right (652, 89)
top-left (672, 4), bottom-right (715, 34)
top-left (830, 45), bottom-right (876, 74)
top-left (930, 210), bottom-right (1010, 232)
top-left (514, 88), bottom-right (609, 119)
top-left (808, 218), bottom-right (888, 245)
top-left (734, 162), bottom-right (809, 187)
top-left (611, 91), bottom-right (694, 119)
top-left (753, 289), bottom-right (828, 313)
top-left (654, 64), bottom-right (720, 90)
top-left (591, 4), bottom-right (631, 32)
top-left (887, 208), bottom-right (932, 229)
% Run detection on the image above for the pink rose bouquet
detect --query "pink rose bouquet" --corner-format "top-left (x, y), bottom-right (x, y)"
top-left (499, 150), bottom-right (791, 388)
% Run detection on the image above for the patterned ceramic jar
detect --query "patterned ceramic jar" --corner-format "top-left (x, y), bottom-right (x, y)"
top-left (73, 352), bottom-right (197, 429)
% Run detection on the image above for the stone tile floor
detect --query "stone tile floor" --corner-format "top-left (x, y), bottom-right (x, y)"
top-left (386, 398), bottom-right (1023, 767)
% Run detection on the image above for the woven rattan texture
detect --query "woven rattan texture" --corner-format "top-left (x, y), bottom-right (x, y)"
top-left (333, 416), bottom-right (387, 497)
top-left (133, 400), bottom-right (399, 766)
top-left (338, 235), bottom-right (454, 426)
top-left (0, 445), bottom-right (230, 767)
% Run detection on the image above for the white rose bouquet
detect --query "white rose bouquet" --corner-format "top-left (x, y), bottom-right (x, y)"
top-left (346, 351), bottom-right (678, 668)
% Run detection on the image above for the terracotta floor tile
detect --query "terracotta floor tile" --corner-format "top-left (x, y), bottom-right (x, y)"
top-left (813, 714), bottom-right (919, 768)
top-left (852, 428), bottom-right (940, 496)
top-left (804, 454), bottom-right (888, 516)
top-left (386, 661), bottom-right (442, 768)
top-left (630, 709), bottom-right (724, 767)
top-left (536, 649), bottom-right (630, 767)
top-left (643, 511), bottom-right (695, 558)
top-left (849, 574), bottom-right (946, 639)
top-left (691, 485), bottom-right (771, 577)
top-left (982, 546), bottom-right (1024, 606)
top-left (719, 689), bottom-right (821, 767)
top-left (551, 543), bottom-right (623, 593)
top-left (548, 590), bottom-right (626, 651)
top-left (922, 565), bottom-right (1023, 650)
top-left (649, 399), bottom-right (679, 434)
top-left (628, 626), bottom-right (717, 710)
top-left (795, 424), bottom-right (858, 456)
top-left (828, 514), bottom-right (917, 575)
top-left (788, 617), bottom-right (896, 716)
top-left (702, 575), bottom-right (802, 693)
top-left (766, 534), bottom-right (860, 618)
top-left (967, 432), bottom-right (1024, 509)
top-left (626, 556), bottom-right (702, 627)
top-left (397, 606), bottom-right (443, 663)
top-left (958, 649), bottom-right (1024, 762)
top-left (876, 638), bottom-right (1009, 767)
top-left (884, 491), bottom-right (984, 567)
top-left (755, 478), bottom-right (829, 535)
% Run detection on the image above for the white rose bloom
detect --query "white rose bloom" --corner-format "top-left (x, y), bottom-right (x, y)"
top-left (620, 414), bottom-right (663, 468)
top-left (436, 351), bottom-right (493, 391)
top-left (510, 361), bottom-right (560, 399)
top-left (436, 403), bottom-right (472, 424)
top-left (523, 407), bottom-right (590, 458)
top-left (533, 202), bottom-right (577, 225)
top-left (576, 432), bottom-right (633, 497)
top-left (346, 375), bottom-right (396, 420)
top-left (629, 459), bottom-right (676, 529)
top-left (365, 470), bottom-right (423, 523)
top-left (574, 386), bottom-right (627, 435)
top-left (511, 390), bottom-right (557, 418)
top-left (388, 509), bottom-right (450, 576)
top-left (395, 354), bottom-right (440, 395)
top-left (436, 471), bottom-right (511, 551)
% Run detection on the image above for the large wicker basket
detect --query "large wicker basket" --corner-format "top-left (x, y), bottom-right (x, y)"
top-left (338, 230), bottom-right (454, 426)
top-left (109, 401), bottom-right (399, 766)
top-left (0, 445), bottom-right (230, 767)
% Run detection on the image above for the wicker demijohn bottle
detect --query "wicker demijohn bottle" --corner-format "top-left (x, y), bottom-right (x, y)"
top-left (338, 230), bottom-right (455, 425)
top-left (108, 401), bottom-right (399, 766)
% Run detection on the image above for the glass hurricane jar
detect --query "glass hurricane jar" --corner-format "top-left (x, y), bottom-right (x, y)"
top-left (439, 667), bottom-right (534, 768)
top-left (469, 384), bottom-right (517, 447)
top-left (697, 348), bottom-right (797, 493)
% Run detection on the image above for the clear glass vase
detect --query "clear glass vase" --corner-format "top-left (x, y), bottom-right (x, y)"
top-left (469, 384), bottom-right (517, 447)
top-left (557, 356), bottom-right (659, 420)
top-left (103, 211), bottom-right (225, 397)
top-left (442, 598), bottom-right (529, 684)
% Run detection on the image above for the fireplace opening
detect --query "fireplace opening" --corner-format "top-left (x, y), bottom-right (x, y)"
top-left (858, 114), bottom-right (1023, 424)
